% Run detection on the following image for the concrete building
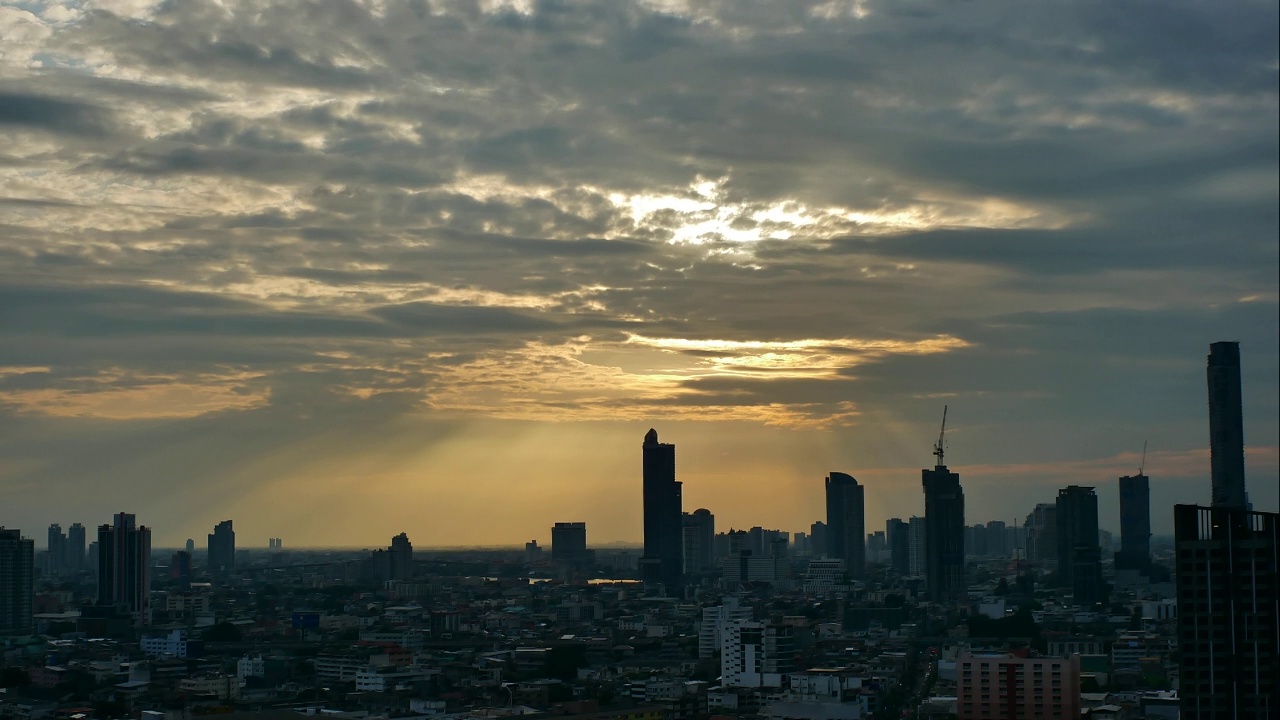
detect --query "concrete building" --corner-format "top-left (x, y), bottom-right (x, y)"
top-left (1175, 504), bottom-right (1278, 719)
top-left (1207, 341), bottom-right (1248, 509)
top-left (825, 472), bottom-right (865, 579)
top-left (720, 617), bottom-right (795, 688)
top-left (97, 512), bottom-right (151, 624)
top-left (766, 669), bottom-right (868, 720)
top-left (956, 652), bottom-right (1081, 720)
top-left (178, 674), bottom-right (240, 700)
top-left (640, 428), bottom-right (683, 595)
top-left (699, 597), bottom-right (753, 658)
top-left (141, 628), bottom-right (199, 658)
top-left (0, 527), bottom-right (34, 632)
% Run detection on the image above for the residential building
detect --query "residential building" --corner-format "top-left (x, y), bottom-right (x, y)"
top-left (956, 651), bottom-right (1081, 720)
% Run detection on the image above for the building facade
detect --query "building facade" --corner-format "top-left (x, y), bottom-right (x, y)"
top-left (956, 652), bottom-right (1081, 720)
top-left (825, 472), bottom-right (865, 579)
top-left (641, 428), bottom-right (683, 595)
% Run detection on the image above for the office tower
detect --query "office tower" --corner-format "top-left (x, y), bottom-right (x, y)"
top-left (551, 522), bottom-right (588, 564)
top-left (47, 524), bottom-right (66, 576)
top-left (170, 550), bottom-right (192, 588)
top-left (640, 428), bottom-right (683, 595)
top-left (923, 465), bottom-right (965, 602)
top-left (956, 651), bottom-right (1081, 720)
top-left (985, 520), bottom-right (1007, 557)
top-left (1207, 342), bottom-right (1249, 509)
top-left (825, 472), bottom-right (865, 579)
top-left (1175, 505), bottom-right (1278, 718)
top-left (908, 516), bottom-right (927, 576)
top-left (0, 528), bottom-right (35, 632)
top-left (388, 532), bottom-right (413, 581)
top-left (66, 523), bottom-right (86, 572)
top-left (1116, 473), bottom-right (1151, 573)
top-left (682, 509), bottom-right (715, 575)
top-left (97, 512), bottom-right (151, 624)
top-left (809, 521), bottom-right (827, 558)
top-left (207, 520), bottom-right (235, 572)
top-left (1025, 503), bottom-right (1058, 567)
top-left (1056, 486), bottom-right (1102, 605)
top-left (887, 518), bottom-right (909, 573)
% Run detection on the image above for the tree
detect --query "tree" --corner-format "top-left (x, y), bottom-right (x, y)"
top-left (202, 621), bottom-right (243, 642)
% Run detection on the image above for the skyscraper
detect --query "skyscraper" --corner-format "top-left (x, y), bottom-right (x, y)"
top-left (207, 520), bottom-right (235, 573)
top-left (47, 524), bottom-right (65, 576)
top-left (640, 428), bottom-right (683, 595)
top-left (388, 532), bottom-right (413, 581)
top-left (1056, 485), bottom-right (1102, 605)
top-left (923, 465), bottom-right (965, 602)
top-left (97, 513), bottom-right (151, 624)
top-left (551, 522), bottom-right (588, 566)
top-left (887, 518), bottom-right (909, 573)
top-left (908, 516), bottom-right (927, 576)
top-left (0, 528), bottom-right (34, 632)
top-left (1175, 504), bottom-right (1278, 718)
top-left (1025, 503), bottom-right (1058, 567)
top-left (682, 509), bottom-right (715, 575)
top-left (66, 523), bottom-right (86, 572)
top-left (825, 472), bottom-right (865, 579)
top-left (1207, 341), bottom-right (1249, 509)
top-left (809, 521), bottom-right (827, 558)
top-left (1116, 473), bottom-right (1151, 573)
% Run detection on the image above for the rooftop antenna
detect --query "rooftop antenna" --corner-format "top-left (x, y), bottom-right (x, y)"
top-left (1139, 440), bottom-right (1147, 476)
top-left (933, 405), bottom-right (948, 467)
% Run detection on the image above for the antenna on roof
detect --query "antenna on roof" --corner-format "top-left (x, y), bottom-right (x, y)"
top-left (933, 405), bottom-right (948, 467)
top-left (1139, 440), bottom-right (1147, 476)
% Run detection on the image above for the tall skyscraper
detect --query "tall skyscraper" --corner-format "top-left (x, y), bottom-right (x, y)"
top-left (551, 522), bottom-right (588, 566)
top-left (388, 532), bottom-right (413, 581)
top-left (887, 518), bottom-right (909, 573)
top-left (640, 428), bottom-right (683, 595)
top-left (1175, 504), bottom-right (1278, 718)
top-left (47, 524), bottom-right (65, 576)
top-left (1207, 341), bottom-right (1249, 509)
top-left (825, 472), bottom-right (865, 579)
top-left (207, 520), bottom-right (235, 572)
top-left (97, 513), bottom-right (151, 624)
top-left (1056, 485), bottom-right (1102, 605)
top-left (66, 523), bottom-right (86, 572)
top-left (923, 465), bottom-right (965, 602)
top-left (0, 528), bottom-right (35, 632)
top-left (908, 516), bottom-right (927, 576)
top-left (682, 509), bottom-right (715, 575)
top-left (1116, 473), bottom-right (1151, 573)
top-left (1025, 503), bottom-right (1058, 567)
top-left (185, 538), bottom-right (195, 555)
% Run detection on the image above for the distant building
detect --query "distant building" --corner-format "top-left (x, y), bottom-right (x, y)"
top-left (551, 522), bottom-right (588, 566)
top-left (388, 532), bottom-right (413, 581)
top-left (907, 516), bottom-right (927, 576)
top-left (1056, 485), bottom-right (1102, 605)
top-left (682, 509), bottom-right (715, 575)
top-left (1207, 341), bottom-right (1249, 509)
top-left (923, 464), bottom-right (965, 602)
top-left (641, 428), bottom-right (683, 595)
top-left (825, 472), bottom-right (865, 579)
top-left (97, 512), bottom-right (151, 624)
top-left (1175, 504), bottom-right (1278, 718)
top-left (886, 518), bottom-right (909, 573)
top-left (66, 523), bottom-right (86, 572)
top-left (720, 617), bottom-right (794, 688)
top-left (1116, 473), bottom-right (1151, 573)
top-left (170, 550), bottom-right (192, 587)
top-left (809, 521), bottom-right (827, 560)
top-left (185, 538), bottom-right (195, 555)
top-left (1025, 503), bottom-right (1058, 568)
top-left (47, 524), bottom-right (65, 576)
top-left (0, 527), bottom-right (35, 632)
top-left (956, 651), bottom-right (1080, 719)
top-left (524, 539), bottom-right (542, 564)
top-left (207, 520), bottom-right (235, 573)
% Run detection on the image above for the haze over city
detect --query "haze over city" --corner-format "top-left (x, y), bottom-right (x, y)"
top-left (1, 0), bottom-right (1277, 548)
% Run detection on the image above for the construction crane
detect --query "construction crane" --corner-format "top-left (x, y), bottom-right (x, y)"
top-left (1139, 440), bottom-right (1147, 476)
top-left (933, 405), bottom-right (948, 467)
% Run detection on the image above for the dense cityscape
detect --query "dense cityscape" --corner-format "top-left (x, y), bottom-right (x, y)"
top-left (0, 341), bottom-right (1275, 720)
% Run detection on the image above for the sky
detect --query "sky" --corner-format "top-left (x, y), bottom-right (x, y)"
top-left (0, 0), bottom-right (1277, 549)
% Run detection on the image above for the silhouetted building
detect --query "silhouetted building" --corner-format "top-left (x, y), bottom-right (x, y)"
top-left (1116, 473), bottom-right (1151, 573)
top-left (1175, 504), bottom-right (1278, 718)
top-left (66, 522), bottom-right (86, 572)
top-left (640, 428), bottom-right (683, 595)
top-left (985, 520), bottom-right (1008, 557)
top-left (1207, 341), bottom-right (1249, 509)
top-left (1025, 503), bottom-right (1058, 568)
top-left (0, 528), bottom-right (34, 632)
top-left (1056, 485), bottom-right (1102, 605)
top-left (388, 532), bottom-right (413, 581)
top-left (97, 512), bottom-right (151, 625)
top-left (682, 509), bottom-right (715, 575)
top-left (170, 550), bottom-right (192, 588)
top-left (207, 520), bottom-right (235, 573)
top-left (809, 521), bottom-right (827, 559)
top-left (551, 522), bottom-right (588, 566)
top-left (887, 518), bottom-right (909, 573)
top-left (47, 524), bottom-right (65, 576)
top-left (825, 472), bottom-right (865, 579)
top-left (923, 465), bottom-right (965, 602)
top-left (908, 516), bottom-right (927, 576)
top-left (185, 538), bottom-right (195, 555)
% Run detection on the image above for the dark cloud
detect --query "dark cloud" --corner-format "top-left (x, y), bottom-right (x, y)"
top-left (0, 91), bottom-right (115, 137)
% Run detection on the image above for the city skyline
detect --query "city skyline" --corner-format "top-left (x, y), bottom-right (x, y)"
top-left (0, 0), bottom-right (1277, 547)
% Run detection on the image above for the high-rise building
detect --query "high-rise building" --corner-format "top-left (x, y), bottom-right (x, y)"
top-left (551, 522), bottom-right (588, 566)
top-left (985, 520), bottom-right (1008, 557)
top-left (388, 532), bottom-right (413, 581)
top-left (1116, 473), bottom-right (1151, 573)
top-left (66, 523), bottom-right (86, 572)
top-left (207, 520), bottom-right (235, 573)
top-left (720, 617), bottom-right (795, 688)
top-left (908, 516), bottom-right (927, 576)
top-left (956, 651), bottom-right (1081, 720)
top-left (641, 428), bottom-right (683, 595)
top-left (809, 521), bottom-right (827, 558)
top-left (185, 538), bottom-right (195, 555)
top-left (1175, 504), bottom-right (1278, 718)
top-left (170, 550), bottom-right (192, 587)
top-left (923, 464), bottom-right (965, 602)
top-left (1056, 486), bottom-right (1102, 605)
top-left (97, 512), bottom-right (151, 624)
top-left (1025, 503), bottom-right (1058, 567)
top-left (682, 509), bottom-right (715, 575)
top-left (47, 524), bottom-right (66, 576)
top-left (887, 518), bottom-right (909, 573)
top-left (1207, 342), bottom-right (1249, 509)
top-left (0, 528), bottom-right (35, 632)
top-left (824, 472), bottom-right (865, 579)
